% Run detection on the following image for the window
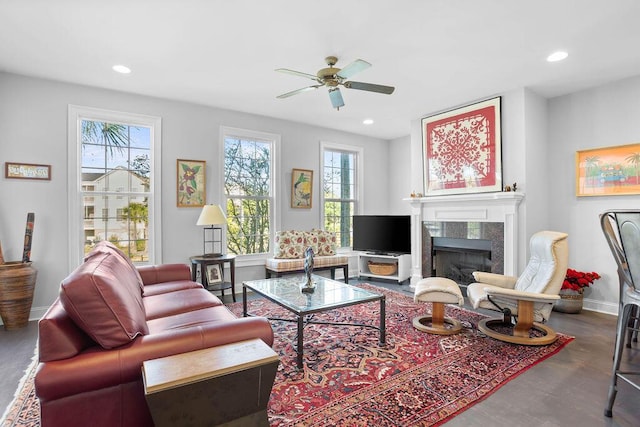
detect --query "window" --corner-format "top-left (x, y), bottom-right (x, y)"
top-left (222, 127), bottom-right (279, 257)
top-left (68, 106), bottom-right (162, 268)
top-left (321, 142), bottom-right (363, 248)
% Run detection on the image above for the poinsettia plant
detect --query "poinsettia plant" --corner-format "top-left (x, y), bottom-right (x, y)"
top-left (561, 268), bottom-right (601, 293)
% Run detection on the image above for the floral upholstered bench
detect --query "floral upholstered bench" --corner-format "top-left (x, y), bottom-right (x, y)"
top-left (265, 229), bottom-right (349, 283)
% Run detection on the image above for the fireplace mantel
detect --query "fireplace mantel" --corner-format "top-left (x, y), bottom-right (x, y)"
top-left (404, 192), bottom-right (524, 287)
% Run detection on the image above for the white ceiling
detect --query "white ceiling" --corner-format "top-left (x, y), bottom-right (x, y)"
top-left (2, 0), bottom-right (640, 140)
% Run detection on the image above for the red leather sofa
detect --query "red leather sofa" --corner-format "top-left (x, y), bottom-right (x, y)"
top-left (35, 242), bottom-right (273, 427)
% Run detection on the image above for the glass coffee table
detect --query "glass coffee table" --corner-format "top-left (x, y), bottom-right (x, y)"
top-left (243, 275), bottom-right (386, 369)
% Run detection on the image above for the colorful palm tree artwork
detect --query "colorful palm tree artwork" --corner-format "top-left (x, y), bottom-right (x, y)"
top-left (626, 152), bottom-right (640, 185)
top-left (584, 156), bottom-right (600, 188)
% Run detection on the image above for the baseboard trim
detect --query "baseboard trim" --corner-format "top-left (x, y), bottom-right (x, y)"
top-left (582, 298), bottom-right (618, 316)
top-left (0, 305), bottom-right (48, 326)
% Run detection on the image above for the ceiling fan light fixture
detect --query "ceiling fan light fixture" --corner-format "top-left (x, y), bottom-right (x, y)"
top-left (328, 88), bottom-right (344, 110)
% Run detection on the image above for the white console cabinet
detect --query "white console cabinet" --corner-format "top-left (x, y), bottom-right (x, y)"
top-left (357, 253), bottom-right (411, 284)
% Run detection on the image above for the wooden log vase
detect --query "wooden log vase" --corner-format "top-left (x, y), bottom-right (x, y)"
top-left (0, 261), bottom-right (37, 330)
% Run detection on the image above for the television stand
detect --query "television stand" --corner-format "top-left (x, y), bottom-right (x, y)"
top-left (358, 252), bottom-right (411, 284)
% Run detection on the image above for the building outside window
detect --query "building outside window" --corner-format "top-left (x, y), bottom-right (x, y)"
top-left (68, 106), bottom-right (162, 267)
top-left (223, 127), bottom-right (278, 256)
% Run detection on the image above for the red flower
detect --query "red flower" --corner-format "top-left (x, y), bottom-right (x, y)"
top-left (561, 268), bottom-right (601, 293)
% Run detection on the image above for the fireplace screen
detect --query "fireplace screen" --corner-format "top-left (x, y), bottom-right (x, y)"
top-left (431, 237), bottom-right (492, 286)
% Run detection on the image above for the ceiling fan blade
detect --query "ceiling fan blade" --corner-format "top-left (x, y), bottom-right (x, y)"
top-left (276, 85), bottom-right (322, 99)
top-left (344, 81), bottom-right (395, 94)
top-left (336, 59), bottom-right (371, 79)
top-left (275, 68), bottom-right (319, 81)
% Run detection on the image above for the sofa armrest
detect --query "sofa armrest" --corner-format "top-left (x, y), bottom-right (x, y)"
top-left (485, 286), bottom-right (561, 303)
top-left (35, 316), bottom-right (273, 402)
top-left (137, 264), bottom-right (191, 285)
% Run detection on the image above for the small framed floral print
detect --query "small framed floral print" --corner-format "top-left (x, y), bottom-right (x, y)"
top-left (177, 159), bottom-right (206, 207)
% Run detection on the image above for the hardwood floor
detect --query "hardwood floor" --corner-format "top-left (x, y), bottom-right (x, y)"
top-left (1, 279), bottom-right (638, 426)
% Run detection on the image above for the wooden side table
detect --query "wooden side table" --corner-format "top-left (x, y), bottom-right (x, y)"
top-left (142, 338), bottom-right (279, 427)
top-left (189, 254), bottom-right (237, 302)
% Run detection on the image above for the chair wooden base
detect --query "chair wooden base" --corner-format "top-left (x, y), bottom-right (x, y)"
top-left (412, 302), bottom-right (462, 335)
top-left (478, 318), bottom-right (557, 346)
top-left (478, 298), bottom-right (558, 345)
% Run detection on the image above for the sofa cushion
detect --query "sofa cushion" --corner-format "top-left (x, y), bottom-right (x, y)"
top-left (146, 305), bottom-right (238, 333)
top-left (265, 254), bottom-right (349, 272)
top-left (143, 288), bottom-right (223, 320)
top-left (312, 228), bottom-right (337, 255)
top-left (142, 280), bottom-right (203, 297)
top-left (274, 230), bottom-right (305, 258)
top-left (60, 252), bottom-right (148, 349)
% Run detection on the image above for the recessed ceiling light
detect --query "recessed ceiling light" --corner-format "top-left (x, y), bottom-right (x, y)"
top-left (363, 119), bottom-right (374, 125)
top-left (546, 51), bottom-right (568, 62)
top-left (112, 64), bottom-right (131, 74)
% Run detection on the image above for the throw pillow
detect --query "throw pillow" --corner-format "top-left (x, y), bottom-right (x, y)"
top-left (60, 252), bottom-right (148, 349)
top-left (303, 230), bottom-right (319, 255)
top-left (86, 241), bottom-right (144, 291)
top-left (274, 230), bottom-right (305, 258)
top-left (312, 228), bottom-right (337, 256)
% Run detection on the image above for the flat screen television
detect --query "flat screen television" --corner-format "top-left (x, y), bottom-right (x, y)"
top-left (352, 215), bottom-right (411, 255)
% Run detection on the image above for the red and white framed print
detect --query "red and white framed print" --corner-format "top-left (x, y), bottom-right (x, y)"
top-left (422, 97), bottom-right (502, 196)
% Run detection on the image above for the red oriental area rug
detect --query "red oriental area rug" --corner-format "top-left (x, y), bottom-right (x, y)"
top-left (1, 284), bottom-right (573, 427)
top-left (229, 283), bottom-right (573, 426)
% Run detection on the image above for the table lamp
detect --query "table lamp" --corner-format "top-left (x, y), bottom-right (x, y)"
top-left (196, 204), bottom-right (227, 256)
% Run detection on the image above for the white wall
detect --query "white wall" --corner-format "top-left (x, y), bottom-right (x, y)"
top-left (400, 77), bottom-right (640, 315)
top-left (0, 72), bottom-right (390, 320)
top-left (389, 135), bottom-right (412, 215)
top-left (547, 74), bottom-right (640, 314)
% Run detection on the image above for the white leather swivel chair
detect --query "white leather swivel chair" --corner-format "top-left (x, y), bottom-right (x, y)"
top-left (467, 230), bottom-right (569, 345)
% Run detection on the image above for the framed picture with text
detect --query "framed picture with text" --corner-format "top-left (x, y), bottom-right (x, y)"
top-left (422, 97), bottom-right (502, 196)
top-left (5, 162), bottom-right (51, 180)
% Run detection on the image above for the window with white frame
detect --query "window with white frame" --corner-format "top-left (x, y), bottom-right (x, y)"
top-left (222, 127), bottom-right (279, 256)
top-left (321, 142), bottom-right (363, 248)
top-left (68, 106), bottom-right (162, 268)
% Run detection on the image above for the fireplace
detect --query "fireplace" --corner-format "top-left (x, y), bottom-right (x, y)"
top-left (432, 237), bottom-right (492, 287)
top-left (426, 222), bottom-right (503, 288)
top-left (406, 192), bottom-right (523, 287)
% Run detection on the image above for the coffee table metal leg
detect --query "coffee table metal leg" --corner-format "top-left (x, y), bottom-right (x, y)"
top-left (297, 315), bottom-right (304, 369)
top-left (379, 296), bottom-right (386, 345)
top-left (243, 286), bottom-right (248, 317)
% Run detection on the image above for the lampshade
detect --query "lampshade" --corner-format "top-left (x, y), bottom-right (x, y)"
top-left (196, 204), bottom-right (226, 226)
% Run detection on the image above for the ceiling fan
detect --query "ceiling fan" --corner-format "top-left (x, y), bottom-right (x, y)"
top-left (275, 56), bottom-right (395, 110)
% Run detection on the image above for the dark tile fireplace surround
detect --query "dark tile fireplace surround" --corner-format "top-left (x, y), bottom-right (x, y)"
top-left (422, 221), bottom-right (504, 287)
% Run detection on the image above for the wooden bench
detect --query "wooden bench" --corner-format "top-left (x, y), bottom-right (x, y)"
top-left (265, 255), bottom-right (349, 283)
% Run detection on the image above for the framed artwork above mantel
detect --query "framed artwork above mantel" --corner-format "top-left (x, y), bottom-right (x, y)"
top-left (422, 97), bottom-right (502, 196)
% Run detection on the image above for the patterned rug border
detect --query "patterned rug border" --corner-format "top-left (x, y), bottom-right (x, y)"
top-left (1, 345), bottom-right (38, 427)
